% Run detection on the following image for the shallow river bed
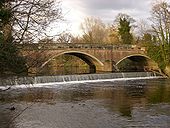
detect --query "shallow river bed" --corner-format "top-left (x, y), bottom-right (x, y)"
top-left (0, 79), bottom-right (170, 128)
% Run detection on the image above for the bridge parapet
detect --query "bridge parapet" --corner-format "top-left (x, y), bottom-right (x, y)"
top-left (17, 43), bottom-right (146, 52)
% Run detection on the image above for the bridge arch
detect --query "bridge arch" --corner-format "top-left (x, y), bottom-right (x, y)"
top-left (116, 54), bottom-right (159, 72)
top-left (40, 51), bottom-right (104, 73)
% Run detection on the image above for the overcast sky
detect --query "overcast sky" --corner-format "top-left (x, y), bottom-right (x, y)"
top-left (60, 0), bottom-right (156, 35)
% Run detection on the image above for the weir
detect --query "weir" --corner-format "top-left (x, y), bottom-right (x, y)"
top-left (0, 72), bottom-right (163, 88)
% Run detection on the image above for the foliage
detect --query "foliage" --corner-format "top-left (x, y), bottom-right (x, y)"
top-left (80, 17), bottom-right (121, 44)
top-left (118, 18), bottom-right (133, 44)
top-left (148, 1), bottom-right (170, 71)
top-left (0, 33), bottom-right (27, 76)
top-left (114, 13), bottom-right (136, 24)
top-left (0, 1), bottom-right (27, 76)
top-left (1, 0), bottom-right (62, 43)
top-left (0, 8), bottom-right (11, 24)
top-left (0, 0), bottom-right (63, 76)
top-left (140, 33), bottom-right (156, 46)
top-left (115, 13), bottom-right (135, 44)
top-left (147, 41), bottom-right (165, 69)
top-left (40, 55), bottom-right (89, 75)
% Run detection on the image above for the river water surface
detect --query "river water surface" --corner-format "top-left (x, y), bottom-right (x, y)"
top-left (0, 78), bottom-right (170, 128)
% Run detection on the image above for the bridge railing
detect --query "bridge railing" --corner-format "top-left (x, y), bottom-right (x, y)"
top-left (17, 43), bottom-right (145, 51)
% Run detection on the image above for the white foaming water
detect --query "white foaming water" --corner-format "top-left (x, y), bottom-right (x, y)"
top-left (0, 74), bottom-right (164, 90)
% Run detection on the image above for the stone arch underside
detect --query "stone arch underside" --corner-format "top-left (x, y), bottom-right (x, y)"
top-left (116, 54), bottom-right (159, 72)
top-left (40, 51), bottom-right (104, 74)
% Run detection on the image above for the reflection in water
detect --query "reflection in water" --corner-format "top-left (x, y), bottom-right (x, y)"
top-left (40, 54), bottom-right (90, 75)
top-left (0, 79), bottom-right (170, 127)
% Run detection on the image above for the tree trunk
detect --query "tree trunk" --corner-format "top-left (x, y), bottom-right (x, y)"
top-left (2, 23), bottom-right (12, 43)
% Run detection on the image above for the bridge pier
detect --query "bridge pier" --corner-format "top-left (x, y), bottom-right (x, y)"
top-left (96, 61), bottom-right (113, 73)
top-left (28, 67), bottom-right (39, 75)
top-left (90, 65), bottom-right (96, 73)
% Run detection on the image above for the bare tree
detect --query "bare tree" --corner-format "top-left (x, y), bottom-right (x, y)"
top-left (0, 0), bottom-right (63, 75)
top-left (145, 0), bottom-right (170, 76)
top-left (151, 1), bottom-right (170, 44)
top-left (57, 32), bottom-right (72, 43)
top-left (150, 1), bottom-right (170, 68)
top-left (70, 36), bottom-right (83, 43)
top-left (5, 0), bottom-right (62, 44)
top-left (80, 17), bottom-right (107, 43)
top-left (106, 25), bottom-right (120, 44)
top-left (136, 20), bottom-right (151, 37)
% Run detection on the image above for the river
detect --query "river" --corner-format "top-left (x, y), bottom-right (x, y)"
top-left (0, 76), bottom-right (170, 128)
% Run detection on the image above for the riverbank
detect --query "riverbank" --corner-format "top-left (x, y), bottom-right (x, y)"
top-left (165, 65), bottom-right (170, 77)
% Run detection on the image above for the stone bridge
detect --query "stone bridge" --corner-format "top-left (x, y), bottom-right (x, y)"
top-left (19, 43), bottom-right (159, 74)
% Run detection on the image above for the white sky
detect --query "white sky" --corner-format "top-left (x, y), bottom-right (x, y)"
top-left (53, 0), bottom-right (162, 36)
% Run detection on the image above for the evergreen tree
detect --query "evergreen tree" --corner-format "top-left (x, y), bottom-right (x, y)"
top-left (0, 1), bottom-right (27, 76)
top-left (118, 18), bottom-right (133, 44)
top-left (115, 13), bottom-right (135, 44)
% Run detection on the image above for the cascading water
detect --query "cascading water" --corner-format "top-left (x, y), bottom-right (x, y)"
top-left (0, 72), bottom-right (164, 90)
